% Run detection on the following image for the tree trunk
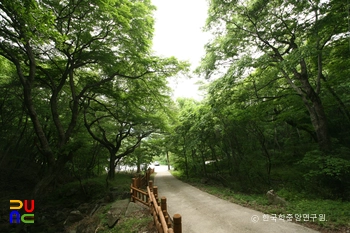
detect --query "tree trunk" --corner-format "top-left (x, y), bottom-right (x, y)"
top-left (282, 59), bottom-right (331, 152)
top-left (136, 151), bottom-right (141, 173)
top-left (304, 95), bottom-right (330, 151)
top-left (33, 154), bottom-right (71, 197)
top-left (108, 153), bottom-right (116, 180)
top-left (297, 62), bottom-right (331, 151)
top-left (166, 150), bottom-right (170, 171)
top-left (33, 170), bottom-right (57, 198)
top-left (15, 47), bottom-right (60, 197)
top-left (200, 150), bottom-right (207, 177)
top-left (17, 63), bottom-right (55, 168)
top-left (183, 144), bottom-right (189, 179)
top-left (190, 149), bottom-right (197, 174)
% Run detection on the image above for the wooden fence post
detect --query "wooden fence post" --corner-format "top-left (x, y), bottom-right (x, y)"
top-left (161, 197), bottom-right (171, 228)
top-left (148, 180), bottom-right (153, 192)
top-left (173, 214), bottom-right (182, 233)
top-left (131, 178), bottom-right (137, 202)
top-left (154, 186), bottom-right (159, 205)
top-left (161, 197), bottom-right (167, 214)
top-left (146, 168), bottom-right (150, 183)
top-left (139, 174), bottom-right (142, 188)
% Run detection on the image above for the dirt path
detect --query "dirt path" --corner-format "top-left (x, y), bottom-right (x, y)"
top-left (154, 169), bottom-right (318, 233)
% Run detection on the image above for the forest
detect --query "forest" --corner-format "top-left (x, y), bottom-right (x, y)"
top-left (0, 0), bottom-right (349, 231)
top-left (171, 0), bottom-right (350, 201)
top-left (0, 0), bottom-right (187, 195)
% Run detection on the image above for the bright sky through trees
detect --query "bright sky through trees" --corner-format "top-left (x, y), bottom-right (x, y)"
top-left (151, 0), bottom-right (210, 100)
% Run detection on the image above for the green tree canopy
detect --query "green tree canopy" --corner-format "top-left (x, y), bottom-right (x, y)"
top-left (198, 0), bottom-right (349, 151)
top-left (0, 0), bottom-right (188, 195)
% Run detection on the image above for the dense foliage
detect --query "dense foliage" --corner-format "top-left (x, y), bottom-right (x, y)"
top-left (169, 0), bottom-right (350, 200)
top-left (0, 0), bottom-right (349, 209)
top-left (0, 0), bottom-right (187, 196)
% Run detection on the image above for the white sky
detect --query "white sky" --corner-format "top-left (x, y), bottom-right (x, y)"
top-left (151, 0), bottom-right (210, 100)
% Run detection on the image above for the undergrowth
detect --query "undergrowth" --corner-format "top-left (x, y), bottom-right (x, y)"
top-left (39, 173), bottom-right (133, 210)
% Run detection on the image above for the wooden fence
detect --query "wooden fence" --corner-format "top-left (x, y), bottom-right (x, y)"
top-left (130, 169), bottom-right (182, 233)
top-left (132, 167), bottom-right (154, 189)
top-left (130, 168), bottom-right (154, 205)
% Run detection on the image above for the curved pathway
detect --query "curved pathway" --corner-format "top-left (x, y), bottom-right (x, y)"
top-left (154, 168), bottom-right (318, 233)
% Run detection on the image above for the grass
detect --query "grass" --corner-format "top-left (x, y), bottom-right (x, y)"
top-left (106, 214), bottom-right (153, 233)
top-left (94, 171), bottom-right (156, 233)
top-left (171, 170), bottom-right (350, 232)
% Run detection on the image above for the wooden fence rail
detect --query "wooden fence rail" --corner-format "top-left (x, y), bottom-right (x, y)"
top-left (130, 169), bottom-right (182, 233)
top-left (131, 168), bottom-right (154, 205)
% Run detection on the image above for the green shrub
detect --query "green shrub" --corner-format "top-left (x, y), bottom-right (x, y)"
top-left (298, 148), bottom-right (350, 200)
